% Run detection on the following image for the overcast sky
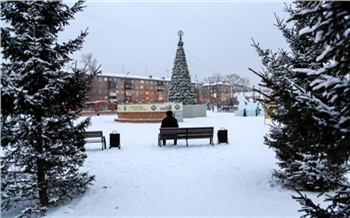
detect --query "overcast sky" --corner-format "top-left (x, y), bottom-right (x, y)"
top-left (60, 1), bottom-right (291, 86)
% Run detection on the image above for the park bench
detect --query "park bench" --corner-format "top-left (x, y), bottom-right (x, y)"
top-left (158, 127), bottom-right (214, 147)
top-left (84, 131), bottom-right (106, 150)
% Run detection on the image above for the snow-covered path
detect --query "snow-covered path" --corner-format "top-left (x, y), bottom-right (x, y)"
top-left (43, 112), bottom-right (302, 217)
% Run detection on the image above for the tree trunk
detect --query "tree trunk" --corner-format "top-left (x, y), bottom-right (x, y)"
top-left (35, 116), bottom-right (49, 206)
top-left (37, 159), bottom-right (49, 206)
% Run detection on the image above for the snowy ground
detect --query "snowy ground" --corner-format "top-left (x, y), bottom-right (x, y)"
top-left (4, 111), bottom-right (324, 217)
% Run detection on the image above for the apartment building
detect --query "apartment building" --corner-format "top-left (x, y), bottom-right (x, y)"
top-left (84, 73), bottom-right (261, 114)
top-left (87, 73), bottom-right (173, 104)
top-left (202, 82), bottom-right (233, 107)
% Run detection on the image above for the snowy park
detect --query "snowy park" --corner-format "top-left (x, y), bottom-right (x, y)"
top-left (29, 111), bottom-right (323, 218)
top-left (2, 1), bottom-right (349, 216)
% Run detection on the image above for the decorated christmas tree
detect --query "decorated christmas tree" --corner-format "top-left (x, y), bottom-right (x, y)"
top-left (168, 30), bottom-right (197, 105)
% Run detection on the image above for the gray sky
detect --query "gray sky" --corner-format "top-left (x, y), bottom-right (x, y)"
top-left (60, 1), bottom-right (291, 86)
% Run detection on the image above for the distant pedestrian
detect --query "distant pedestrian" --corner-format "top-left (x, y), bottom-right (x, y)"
top-left (161, 110), bottom-right (179, 145)
top-left (243, 108), bottom-right (247, 117)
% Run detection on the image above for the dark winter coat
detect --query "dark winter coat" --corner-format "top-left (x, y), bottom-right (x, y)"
top-left (161, 115), bottom-right (179, 128)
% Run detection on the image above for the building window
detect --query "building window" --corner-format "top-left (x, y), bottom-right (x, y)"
top-left (140, 80), bottom-right (144, 84)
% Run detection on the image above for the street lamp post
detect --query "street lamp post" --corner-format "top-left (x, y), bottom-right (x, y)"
top-left (124, 71), bottom-right (130, 104)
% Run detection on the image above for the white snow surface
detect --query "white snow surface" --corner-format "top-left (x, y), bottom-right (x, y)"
top-left (4, 112), bottom-right (324, 217)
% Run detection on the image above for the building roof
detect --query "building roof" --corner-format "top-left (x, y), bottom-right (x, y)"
top-left (202, 82), bottom-right (232, 86)
top-left (97, 71), bottom-right (201, 84)
top-left (96, 72), bottom-right (170, 81)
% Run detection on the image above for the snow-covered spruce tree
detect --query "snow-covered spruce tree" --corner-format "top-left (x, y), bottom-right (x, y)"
top-left (1, 1), bottom-right (95, 216)
top-left (168, 31), bottom-right (197, 105)
top-left (250, 1), bottom-right (347, 191)
top-left (287, 1), bottom-right (350, 217)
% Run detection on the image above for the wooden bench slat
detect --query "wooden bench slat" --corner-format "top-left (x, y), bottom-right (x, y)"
top-left (85, 131), bottom-right (103, 137)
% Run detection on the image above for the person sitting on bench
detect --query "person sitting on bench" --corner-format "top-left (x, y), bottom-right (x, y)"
top-left (161, 110), bottom-right (179, 145)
